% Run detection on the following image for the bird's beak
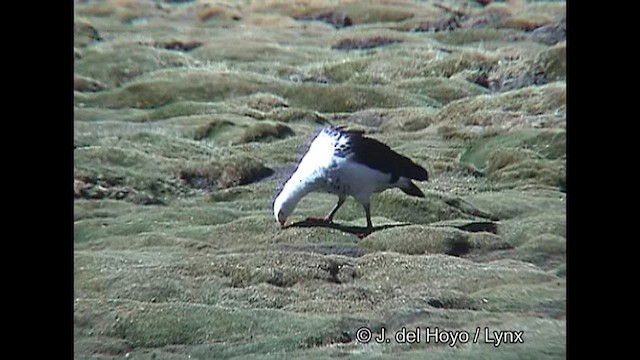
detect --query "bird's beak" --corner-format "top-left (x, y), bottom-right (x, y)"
top-left (278, 219), bottom-right (285, 228)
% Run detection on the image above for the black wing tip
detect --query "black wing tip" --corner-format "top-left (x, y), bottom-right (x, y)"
top-left (412, 166), bottom-right (429, 182)
top-left (344, 129), bottom-right (429, 182)
top-left (401, 181), bottom-right (425, 198)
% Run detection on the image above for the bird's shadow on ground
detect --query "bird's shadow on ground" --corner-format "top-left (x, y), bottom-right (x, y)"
top-left (285, 219), bottom-right (411, 237)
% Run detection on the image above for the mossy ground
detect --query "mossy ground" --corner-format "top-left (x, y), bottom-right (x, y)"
top-left (75, 1), bottom-right (565, 359)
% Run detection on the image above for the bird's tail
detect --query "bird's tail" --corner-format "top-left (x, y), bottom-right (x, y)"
top-left (407, 163), bottom-right (428, 181)
top-left (399, 180), bottom-right (425, 198)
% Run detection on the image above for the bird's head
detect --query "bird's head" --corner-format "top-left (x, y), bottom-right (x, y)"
top-left (272, 129), bottom-right (323, 227)
top-left (273, 192), bottom-right (295, 227)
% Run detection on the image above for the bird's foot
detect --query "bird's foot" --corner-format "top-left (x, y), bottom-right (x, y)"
top-left (356, 229), bottom-right (372, 239)
top-left (305, 216), bottom-right (332, 224)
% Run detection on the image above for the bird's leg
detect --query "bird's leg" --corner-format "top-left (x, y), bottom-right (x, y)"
top-left (357, 203), bottom-right (373, 239)
top-left (306, 196), bottom-right (346, 224)
top-left (326, 196), bottom-right (346, 222)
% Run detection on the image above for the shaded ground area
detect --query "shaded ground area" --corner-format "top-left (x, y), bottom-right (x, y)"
top-left (74, 0), bottom-right (565, 359)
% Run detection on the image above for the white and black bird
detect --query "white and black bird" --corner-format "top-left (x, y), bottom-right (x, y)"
top-left (273, 126), bottom-right (428, 237)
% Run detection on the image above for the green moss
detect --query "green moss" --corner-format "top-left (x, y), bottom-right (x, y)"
top-left (526, 1), bottom-right (567, 15)
top-left (74, 74), bottom-right (108, 92)
top-left (501, 212), bottom-right (566, 247)
top-left (509, 129), bottom-right (566, 160)
top-left (552, 264), bottom-right (566, 277)
top-left (365, 192), bottom-right (471, 226)
top-left (237, 123), bottom-right (295, 144)
top-left (489, 158), bottom-right (565, 187)
top-left (496, 13), bottom-right (554, 31)
top-left (357, 253), bottom-right (555, 294)
top-left (132, 101), bottom-right (222, 122)
top-left (75, 146), bottom-right (173, 181)
top-left (423, 50), bottom-right (498, 78)
top-left (74, 126), bottom-right (278, 205)
top-left (360, 225), bottom-right (509, 256)
top-left (179, 156), bottom-right (273, 190)
top-left (84, 69), bottom-right (273, 109)
top-left (74, 2), bottom-right (116, 17)
top-left (458, 129), bottom-right (565, 186)
top-left (485, 147), bottom-right (541, 174)
top-left (244, 93), bottom-right (290, 111)
top-left (75, 217), bottom-right (159, 243)
top-left (74, 18), bottom-right (102, 47)
top-left (75, 46), bottom-right (194, 87)
top-left (193, 120), bottom-right (235, 141)
top-left (248, 2), bottom-right (326, 19)
top-left (74, 105), bottom-right (155, 123)
top-left (266, 107), bottom-right (329, 125)
top-left (437, 82), bottom-right (566, 126)
top-left (191, 39), bottom-right (331, 65)
top-left (346, 107), bottom-right (439, 132)
top-left (464, 189), bottom-right (565, 220)
top-left (436, 124), bottom-right (503, 141)
top-left (431, 28), bottom-right (523, 46)
top-left (74, 199), bottom-right (139, 222)
top-left (332, 35), bottom-right (404, 51)
top-left (193, 2), bottom-right (243, 23)
top-left (320, 57), bottom-right (374, 83)
top-left (83, 69), bottom-right (425, 112)
top-left (534, 42), bottom-right (566, 81)
top-left (74, 200), bottom-right (245, 245)
top-left (280, 83), bottom-right (427, 113)
top-left (313, 49), bottom-right (498, 86)
top-left (394, 77), bottom-right (489, 104)
top-left (471, 280), bottom-right (565, 314)
top-left (484, 41), bottom-right (565, 92)
top-left (513, 234), bottom-right (566, 270)
top-left (338, 4), bottom-right (416, 24)
top-left (75, 298), bottom-right (346, 349)
top-left (460, 129), bottom-right (564, 168)
top-left (73, 1), bottom-right (566, 357)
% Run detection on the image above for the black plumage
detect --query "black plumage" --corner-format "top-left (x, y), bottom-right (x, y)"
top-left (341, 130), bottom-right (428, 183)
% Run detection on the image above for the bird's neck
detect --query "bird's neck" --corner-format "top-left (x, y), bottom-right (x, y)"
top-left (280, 170), bottom-right (316, 208)
top-left (278, 132), bottom-right (330, 209)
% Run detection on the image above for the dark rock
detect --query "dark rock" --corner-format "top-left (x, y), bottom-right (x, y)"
top-left (445, 236), bottom-right (471, 256)
top-left (238, 123), bottom-right (295, 144)
top-left (74, 19), bottom-right (102, 47)
top-left (430, 219), bottom-right (498, 235)
top-left (74, 75), bottom-right (108, 92)
top-left (457, 222), bottom-right (498, 234)
top-left (295, 11), bottom-right (352, 29)
top-left (155, 40), bottom-right (203, 52)
top-left (412, 16), bottom-right (461, 32)
top-left (332, 36), bottom-right (402, 51)
top-left (531, 17), bottom-right (566, 45)
top-left (180, 158), bottom-right (275, 190)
